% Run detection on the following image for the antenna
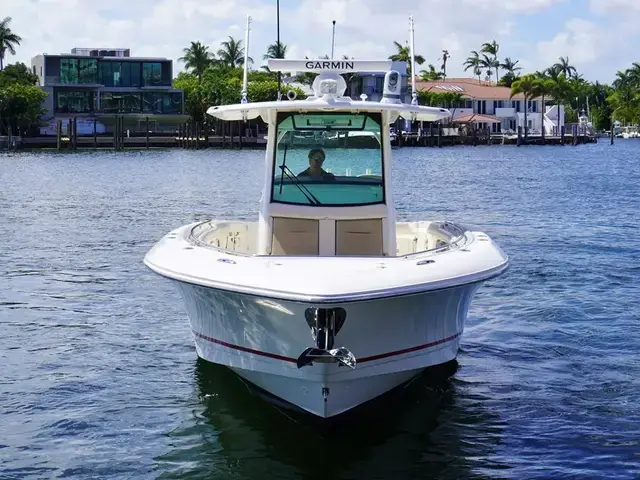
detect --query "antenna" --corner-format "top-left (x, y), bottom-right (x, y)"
top-left (331, 20), bottom-right (336, 59)
top-left (241, 15), bottom-right (251, 104)
top-left (409, 15), bottom-right (417, 106)
top-left (276, 0), bottom-right (282, 101)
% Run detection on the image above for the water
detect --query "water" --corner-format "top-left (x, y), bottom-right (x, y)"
top-left (1, 142), bottom-right (639, 479)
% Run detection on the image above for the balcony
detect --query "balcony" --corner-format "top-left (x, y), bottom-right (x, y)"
top-left (495, 107), bottom-right (516, 118)
top-left (45, 76), bottom-right (103, 88)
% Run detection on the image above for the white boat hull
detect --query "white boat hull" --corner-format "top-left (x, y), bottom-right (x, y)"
top-left (173, 280), bottom-right (479, 417)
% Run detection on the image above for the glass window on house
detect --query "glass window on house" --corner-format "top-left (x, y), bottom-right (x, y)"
top-left (375, 76), bottom-right (384, 93)
top-left (143, 63), bottom-right (162, 86)
top-left (78, 59), bottom-right (98, 84)
top-left (60, 59), bottom-right (79, 84)
top-left (143, 92), bottom-right (163, 113)
top-left (55, 90), bottom-right (94, 113)
top-left (101, 93), bottom-right (141, 113)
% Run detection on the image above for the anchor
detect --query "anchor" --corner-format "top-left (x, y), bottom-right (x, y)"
top-left (296, 307), bottom-right (356, 369)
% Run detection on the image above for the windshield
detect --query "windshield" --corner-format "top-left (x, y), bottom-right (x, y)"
top-left (271, 112), bottom-right (385, 206)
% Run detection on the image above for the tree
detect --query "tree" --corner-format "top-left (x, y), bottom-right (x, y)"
top-left (463, 51), bottom-right (482, 82)
top-left (481, 40), bottom-right (500, 82)
top-left (480, 53), bottom-right (499, 83)
top-left (262, 41), bottom-right (287, 79)
top-left (179, 41), bottom-right (214, 80)
top-left (0, 83), bottom-right (48, 134)
top-left (172, 68), bottom-right (307, 122)
top-left (533, 75), bottom-right (554, 141)
top-left (218, 36), bottom-right (252, 68)
top-left (263, 41), bottom-right (287, 60)
top-left (498, 71), bottom-right (519, 88)
top-left (0, 62), bottom-right (39, 87)
top-left (419, 64), bottom-right (444, 81)
top-left (608, 69), bottom-right (640, 125)
top-left (500, 57), bottom-right (521, 75)
top-left (388, 40), bottom-right (425, 74)
top-left (510, 74), bottom-right (537, 142)
top-left (553, 56), bottom-right (577, 79)
top-left (0, 17), bottom-right (22, 71)
top-left (439, 50), bottom-right (450, 79)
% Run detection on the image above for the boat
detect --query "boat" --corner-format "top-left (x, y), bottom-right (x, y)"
top-left (144, 58), bottom-right (509, 418)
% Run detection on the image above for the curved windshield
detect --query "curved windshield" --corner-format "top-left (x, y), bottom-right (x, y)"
top-left (271, 112), bottom-right (384, 206)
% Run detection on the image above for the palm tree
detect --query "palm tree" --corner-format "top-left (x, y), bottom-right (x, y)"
top-left (179, 41), bottom-right (214, 80)
top-left (263, 41), bottom-right (287, 60)
top-left (419, 64), bottom-right (445, 81)
top-left (439, 50), bottom-right (450, 79)
top-left (388, 40), bottom-right (425, 74)
top-left (481, 40), bottom-right (500, 82)
top-left (608, 70), bottom-right (640, 124)
top-left (0, 17), bottom-right (22, 71)
top-left (553, 56), bottom-right (577, 79)
top-left (217, 36), bottom-right (253, 68)
top-left (533, 75), bottom-right (555, 142)
top-left (481, 53), bottom-right (499, 83)
top-left (501, 57), bottom-right (521, 75)
top-left (626, 62), bottom-right (640, 88)
top-left (463, 51), bottom-right (482, 82)
top-left (510, 74), bottom-right (537, 143)
top-left (547, 72), bottom-right (571, 131)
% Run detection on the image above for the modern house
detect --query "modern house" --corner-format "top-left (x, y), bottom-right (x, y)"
top-left (412, 78), bottom-right (565, 135)
top-left (30, 47), bottom-right (185, 133)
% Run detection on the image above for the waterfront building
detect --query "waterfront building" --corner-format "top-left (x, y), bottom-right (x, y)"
top-left (413, 78), bottom-right (565, 135)
top-left (30, 47), bottom-right (185, 133)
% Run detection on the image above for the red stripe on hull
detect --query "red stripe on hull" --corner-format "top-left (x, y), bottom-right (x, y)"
top-left (193, 331), bottom-right (297, 363)
top-left (193, 330), bottom-right (462, 364)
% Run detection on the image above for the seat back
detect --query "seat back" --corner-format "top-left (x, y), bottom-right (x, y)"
top-left (271, 217), bottom-right (319, 255)
top-left (335, 219), bottom-right (383, 255)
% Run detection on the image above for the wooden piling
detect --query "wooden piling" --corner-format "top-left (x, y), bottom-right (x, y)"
top-left (93, 118), bottom-right (97, 148)
top-left (146, 117), bottom-right (150, 149)
top-left (56, 120), bottom-right (62, 151)
top-left (560, 125), bottom-right (565, 145)
top-left (73, 117), bottom-right (78, 150)
top-left (114, 116), bottom-right (118, 150)
top-left (121, 116), bottom-right (125, 149)
top-left (610, 121), bottom-right (614, 145)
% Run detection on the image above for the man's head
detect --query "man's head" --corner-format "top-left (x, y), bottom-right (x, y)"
top-left (308, 148), bottom-right (325, 168)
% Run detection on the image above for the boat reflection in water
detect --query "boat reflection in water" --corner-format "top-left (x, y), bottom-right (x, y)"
top-left (155, 358), bottom-right (508, 479)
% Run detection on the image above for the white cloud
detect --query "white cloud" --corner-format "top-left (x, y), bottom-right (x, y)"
top-left (589, 0), bottom-right (640, 13)
top-left (0, 0), bottom-right (636, 83)
top-left (536, 18), bottom-right (617, 66)
top-left (466, 0), bottom-right (566, 13)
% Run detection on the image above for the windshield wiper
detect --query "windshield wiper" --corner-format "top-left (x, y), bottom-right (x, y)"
top-left (279, 164), bottom-right (322, 206)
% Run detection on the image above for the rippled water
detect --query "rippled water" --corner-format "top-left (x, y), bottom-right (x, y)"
top-left (1, 141), bottom-right (639, 479)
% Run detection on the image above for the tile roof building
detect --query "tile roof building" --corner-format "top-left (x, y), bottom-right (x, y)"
top-left (412, 78), bottom-right (565, 135)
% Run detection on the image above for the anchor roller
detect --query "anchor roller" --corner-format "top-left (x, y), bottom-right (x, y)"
top-left (296, 307), bottom-right (356, 369)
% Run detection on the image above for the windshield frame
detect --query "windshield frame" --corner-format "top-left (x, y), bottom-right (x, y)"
top-left (270, 111), bottom-right (386, 208)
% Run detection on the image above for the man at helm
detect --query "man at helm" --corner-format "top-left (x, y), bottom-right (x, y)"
top-left (297, 148), bottom-right (335, 180)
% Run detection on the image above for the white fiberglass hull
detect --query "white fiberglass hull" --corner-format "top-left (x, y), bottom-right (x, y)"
top-left (172, 280), bottom-right (478, 418)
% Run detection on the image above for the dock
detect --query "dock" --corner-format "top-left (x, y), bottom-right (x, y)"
top-left (2, 117), bottom-right (598, 152)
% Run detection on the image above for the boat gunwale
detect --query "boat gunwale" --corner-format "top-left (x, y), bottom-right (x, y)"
top-left (186, 219), bottom-right (470, 259)
top-left (143, 254), bottom-right (509, 304)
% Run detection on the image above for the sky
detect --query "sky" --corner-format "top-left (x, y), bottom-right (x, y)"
top-left (3, 0), bottom-right (639, 83)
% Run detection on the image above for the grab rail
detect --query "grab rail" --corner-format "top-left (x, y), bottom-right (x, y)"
top-left (188, 220), bottom-right (470, 258)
